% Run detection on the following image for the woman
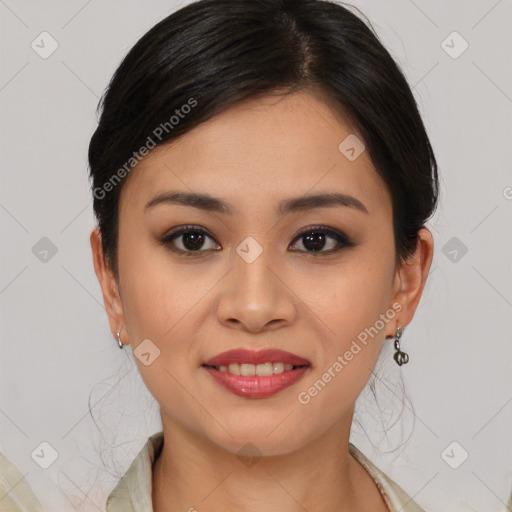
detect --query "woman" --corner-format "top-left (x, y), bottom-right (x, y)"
top-left (88, 0), bottom-right (437, 510)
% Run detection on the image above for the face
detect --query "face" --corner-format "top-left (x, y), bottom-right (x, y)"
top-left (92, 90), bottom-right (424, 456)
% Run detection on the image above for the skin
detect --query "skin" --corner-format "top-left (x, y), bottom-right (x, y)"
top-left (90, 89), bottom-right (434, 512)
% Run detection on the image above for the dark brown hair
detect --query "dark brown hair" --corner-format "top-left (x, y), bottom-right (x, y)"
top-left (88, 0), bottom-right (439, 280)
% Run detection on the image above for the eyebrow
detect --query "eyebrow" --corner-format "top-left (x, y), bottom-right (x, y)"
top-left (144, 190), bottom-right (369, 215)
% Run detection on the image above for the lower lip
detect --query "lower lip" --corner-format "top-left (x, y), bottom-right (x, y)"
top-left (202, 365), bottom-right (309, 399)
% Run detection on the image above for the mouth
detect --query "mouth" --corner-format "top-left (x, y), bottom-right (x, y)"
top-left (202, 348), bottom-right (311, 368)
top-left (201, 362), bottom-right (309, 376)
top-left (201, 348), bottom-right (311, 399)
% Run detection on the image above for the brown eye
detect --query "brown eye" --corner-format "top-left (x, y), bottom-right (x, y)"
top-left (161, 225), bottom-right (221, 256)
top-left (161, 224), bottom-right (353, 258)
top-left (289, 226), bottom-right (353, 255)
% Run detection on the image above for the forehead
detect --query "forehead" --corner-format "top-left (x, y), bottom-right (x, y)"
top-left (119, 90), bottom-right (391, 219)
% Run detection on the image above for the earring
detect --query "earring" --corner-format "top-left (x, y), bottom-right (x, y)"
top-left (116, 329), bottom-right (124, 349)
top-left (392, 325), bottom-right (409, 366)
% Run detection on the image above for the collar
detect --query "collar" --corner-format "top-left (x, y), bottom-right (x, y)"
top-left (106, 431), bottom-right (425, 512)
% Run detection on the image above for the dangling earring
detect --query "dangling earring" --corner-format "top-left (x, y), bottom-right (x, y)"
top-left (116, 329), bottom-right (124, 349)
top-left (392, 325), bottom-right (409, 366)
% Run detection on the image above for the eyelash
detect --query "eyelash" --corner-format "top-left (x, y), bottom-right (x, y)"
top-left (160, 224), bottom-right (354, 258)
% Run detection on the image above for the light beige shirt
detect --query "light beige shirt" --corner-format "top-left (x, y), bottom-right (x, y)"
top-left (0, 453), bottom-right (43, 512)
top-left (105, 431), bottom-right (427, 512)
top-left (2, 438), bottom-right (512, 511)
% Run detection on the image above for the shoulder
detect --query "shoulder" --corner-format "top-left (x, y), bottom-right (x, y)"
top-left (106, 431), bottom-right (164, 512)
top-left (0, 452), bottom-right (43, 512)
top-left (348, 443), bottom-right (426, 512)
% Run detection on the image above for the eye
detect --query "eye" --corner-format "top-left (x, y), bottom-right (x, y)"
top-left (288, 225), bottom-right (353, 255)
top-left (161, 225), bottom-right (221, 256)
top-left (161, 224), bottom-right (354, 257)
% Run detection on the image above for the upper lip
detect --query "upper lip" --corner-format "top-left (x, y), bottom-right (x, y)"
top-left (203, 349), bottom-right (310, 367)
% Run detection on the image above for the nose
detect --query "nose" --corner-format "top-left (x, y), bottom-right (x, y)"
top-left (216, 246), bottom-right (297, 333)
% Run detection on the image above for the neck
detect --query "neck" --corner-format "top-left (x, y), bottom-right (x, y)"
top-left (151, 409), bottom-right (388, 512)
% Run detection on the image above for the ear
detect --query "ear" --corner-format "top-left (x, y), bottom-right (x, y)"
top-left (90, 227), bottom-right (128, 347)
top-left (387, 227), bottom-right (434, 337)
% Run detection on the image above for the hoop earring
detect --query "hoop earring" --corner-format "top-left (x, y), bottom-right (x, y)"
top-left (116, 329), bottom-right (124, 349)
top-left (392, 325), bottom-right (409, 366)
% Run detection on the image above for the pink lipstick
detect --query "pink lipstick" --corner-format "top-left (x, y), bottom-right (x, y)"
top-left (202, 348), bottom-right (311, 399)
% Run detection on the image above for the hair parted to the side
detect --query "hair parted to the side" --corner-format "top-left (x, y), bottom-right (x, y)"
top-left (88, 0), bottom-right (439, 283)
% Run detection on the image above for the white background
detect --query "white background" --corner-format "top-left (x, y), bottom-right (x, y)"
top-left (1, 1), bottom-right (511, 510)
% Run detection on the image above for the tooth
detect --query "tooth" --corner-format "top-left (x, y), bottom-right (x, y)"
top-left (228, 363), bottom-right (240, 375)
top-left (256, 362), bottom-right (273, 376)
top-left (240, 363), bottom-right (256, 376)
top-left (272, 362), bottom-right (284, 374)
top-left (224, 362), bottom-right (299, 376)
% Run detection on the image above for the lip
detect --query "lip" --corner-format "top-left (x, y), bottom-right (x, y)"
top-left (203, 348), bottom-right (311, 367)
top-left (201, 348), bottom-right (311, 399)
top-left (203, 365), bottom-right (310, 399)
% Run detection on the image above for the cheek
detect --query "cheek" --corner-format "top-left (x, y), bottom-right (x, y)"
top-left (121, 261), bottom-right (203, 352)
top-left (303, 253), bottom-right (395, 348)
top-left (295, 243), bottom-right (396, 401)
top-left (118, 241), bottom-right (221, 392)
top-left (120, 261), bottom-right (206, 424)
top-left (118, 228), bottom-right (201, 339)
top-left (293, 280), bottom-right (392, 433)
